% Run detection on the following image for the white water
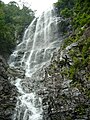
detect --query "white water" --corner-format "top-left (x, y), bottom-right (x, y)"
top-left (9, 7), bottom-right (63, 120)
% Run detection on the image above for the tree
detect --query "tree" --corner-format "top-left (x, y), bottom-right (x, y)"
top-left (0, 0), bottom-right (35, 59)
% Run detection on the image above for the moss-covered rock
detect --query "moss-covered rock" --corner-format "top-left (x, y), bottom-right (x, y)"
top-left (41, 25), bottom-right (90, 120)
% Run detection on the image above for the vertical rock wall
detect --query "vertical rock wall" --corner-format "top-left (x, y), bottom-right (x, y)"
top-left (0, 56), bottom-right (17, 120)
top-left (40, 28), bottom-right (90, 120)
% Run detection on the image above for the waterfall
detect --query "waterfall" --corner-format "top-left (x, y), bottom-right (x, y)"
top-left (9, 7), bottom-right (63, 120)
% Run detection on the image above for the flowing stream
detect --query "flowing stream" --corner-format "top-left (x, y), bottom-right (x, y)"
top-left (9, 7), bottom-right (63, 120)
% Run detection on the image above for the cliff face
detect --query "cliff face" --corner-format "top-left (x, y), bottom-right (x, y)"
top-left (41, 27), bottom-right (90, 120)
top-left (0, 56), bottom-right (17, 120)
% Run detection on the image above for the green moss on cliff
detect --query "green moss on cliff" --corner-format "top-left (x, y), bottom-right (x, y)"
top-left (51, 1), bottom-right (90, 119)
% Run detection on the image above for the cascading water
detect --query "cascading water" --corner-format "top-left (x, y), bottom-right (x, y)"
top-left (9, 7), bottom-right (63, 120)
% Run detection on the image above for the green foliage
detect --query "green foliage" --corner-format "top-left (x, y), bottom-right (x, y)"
top-left (75, 103), bottom-right (89, 116)
top-left (0, 0), bottom-right (35, 58)
top-left (54, 0), bottom-right (90, 29)
top-left (73, 13), bottom-right (90, 29)
top-left (69, 38), bottom-right (90, 82)
top-left (54, 0), bottom-right (75, 10)
top-left (54, 0), bottom-right (90, 115)
top-left (60, 32), bottom-right (90, 93)
top-left (60, 8), bottom-right (72, 18)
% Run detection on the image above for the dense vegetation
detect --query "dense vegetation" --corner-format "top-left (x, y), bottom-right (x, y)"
top-left (54, 0), bottom-right (90, 28)
top-left (54, 0), bottom-right (90, 116)
top-left (54, 0), bottom-right (90, 76)
top-left (0, 0), bottom-right (35, 59)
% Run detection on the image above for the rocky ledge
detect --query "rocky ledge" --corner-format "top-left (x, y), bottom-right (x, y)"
top-left (0, 55), bottom-right (17, 120)
top-left (37, 27), bottom-right (90, 120)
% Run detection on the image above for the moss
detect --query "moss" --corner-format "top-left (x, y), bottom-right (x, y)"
top-left (66, 116), bottom-right (72, 120)
top-left (60, 35), bottom-right (90, 97)
top-left (70, 81), bottom-right (81, 88)
top-left (75, 104), bottom-right (88, 115)
top-left (53, 0), bottom-right (90, 119)
top-left (85, 89), bottom-right (90, 98)
top-left (61, 67), bottom-right (69, 77)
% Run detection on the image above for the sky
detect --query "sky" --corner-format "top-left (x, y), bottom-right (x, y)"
top-left (2, 0), bottom-right (58, 16)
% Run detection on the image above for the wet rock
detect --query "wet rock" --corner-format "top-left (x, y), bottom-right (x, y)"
top-left (39, 41), bottom-right (90, 120)
top-left (0, 55), bottom-right (17, 120)
top-left (8, 67), bottom-right (25, 79)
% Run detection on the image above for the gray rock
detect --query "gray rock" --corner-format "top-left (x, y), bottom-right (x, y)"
top-left (0, 55), bottom-right (17, 120)
top-left (38, 46), bottom-right (90, 120)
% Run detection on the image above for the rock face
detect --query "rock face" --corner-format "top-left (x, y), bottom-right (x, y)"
top-left (38, 28), bottom-right (90, 120)
top-left (0, 55), bottom-right (17, 120)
